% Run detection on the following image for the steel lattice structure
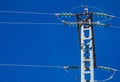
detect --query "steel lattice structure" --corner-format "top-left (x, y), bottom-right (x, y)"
top-left (76, 6), bottom-right (96, 82)
top-left (55, 5), bottom-right (119, 82)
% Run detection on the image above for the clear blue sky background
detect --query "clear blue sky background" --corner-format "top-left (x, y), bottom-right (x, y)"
top-left (0, 0), bottom-right (120, 82)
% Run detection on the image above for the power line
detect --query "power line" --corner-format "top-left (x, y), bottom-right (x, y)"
top-left (0, 21), bottom-right (119, 30)
top-left (0, 64), bottom-right (118, 72)
top-left (0, 21), bottom-right (119, 29)
top-left (0, 22), bottom-right (63, 25)
top-left (99, 18), bottom-right (113, 22)
top-left (0, 21), bottom-right (109, 26)
top-left (0, 10), bottom-right (54, 15)
top-left (110, 25), bottom-right (120, 28)
top-left (0, 64), bottom-right (64, 68)
top-left (95, 71), bottom-right (117, 82)
top-left (0, 10), bottom-right (120, 20)
top-left (0, 10), bottom-right (120, 24)
top-left (0, 63), bottom-right (118, 82)
top-left (70, 5), bottom-right (104, 12)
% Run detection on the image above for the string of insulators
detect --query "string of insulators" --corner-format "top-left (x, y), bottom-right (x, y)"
top-left (63, 66), bottom-right (118, 71)
top-left (95, 21), bottom-right (110, 27)
top-left (63, 21), bottom-right (110, 27)
top-left (94, 12), bottom-right (115, 18)
top-left (97, 66), bottom-right (117, 72)
top-left (69, 22), bottom-right (78, 27)
top-left (55, 12), bottom-right (73, 18)
top-left (64, 22), bottom-right (78, 27)
top-left (63, 66), bottom-right (80, 70)
top-left (64, 21), bottom-right (94, 27)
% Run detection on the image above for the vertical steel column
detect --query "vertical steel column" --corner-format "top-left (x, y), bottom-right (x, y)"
top-left (80, 22), bottom-right (94, 82)
top-left (76, 7), bottom-right (95, 82)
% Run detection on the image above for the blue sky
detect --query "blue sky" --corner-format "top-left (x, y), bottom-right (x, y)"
top-left (0, 0), bottom-right (120, 82)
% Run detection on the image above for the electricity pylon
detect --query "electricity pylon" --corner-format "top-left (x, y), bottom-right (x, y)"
top-left (56, 6), bottom-right (97, 82)
top-left (56, 5), bottom-right (118, 82)
top-left (76, 6), bottom-right (96, 82)
top-left (56, 6), bottom-right (108, 82)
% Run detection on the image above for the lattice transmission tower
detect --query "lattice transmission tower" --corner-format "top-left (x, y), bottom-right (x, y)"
top-left (56, 5), bottom-right (115, 82)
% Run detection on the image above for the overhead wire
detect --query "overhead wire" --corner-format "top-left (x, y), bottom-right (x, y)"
top-left (0, 64), bottom-right (64, 68)
top-left (110, 25), bottom-right (120, 28)
top-left (95, 66), bottom-right (119, 82)
top-left (0, 21), bottom-right (103, 25)
top-left (0, 10), bottom-right (66, 25)
top-left (0, 9), bottom-right (120, 24)
top-left (0, 64), bottom-right (71, 75)
top-left (99, 18), bottom-right (113, 22)
top-left (112, 15), bottom-right (120, 19)
top-left (0, 21), bottom-right (120, 30)
top-left (0, 21), bottom-right (73, 25)
top-left (0, 63), bottom-right (119, 82)
top-left (0, 21), bottom-right (111, 27)
top-left (95, 71), bottom-right (117, 82)
top-left (70, 5), bottom-right (104, 12)
top-left (0, 10), bottom-right (54, 15)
